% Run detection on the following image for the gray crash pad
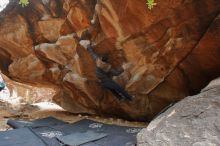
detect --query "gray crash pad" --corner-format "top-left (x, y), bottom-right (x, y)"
top-left (6, 117), bottom-right (143, 146)
top-left (54, 119), bottom-right (143, 146)
top-left (0, 128), bottom-right (46, 146)
top-left (57, 130), bottom-right (107, 146)
top-left (7, 117), bottom-right (67, 146)
top-left (7, 116), bottom-right (67, 129)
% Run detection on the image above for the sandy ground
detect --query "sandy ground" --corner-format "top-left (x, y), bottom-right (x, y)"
top-left (0, 101), bottom-right (147, 131)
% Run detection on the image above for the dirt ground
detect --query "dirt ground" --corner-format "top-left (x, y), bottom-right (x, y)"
top-left (0, 101), bottom-right (147, 131)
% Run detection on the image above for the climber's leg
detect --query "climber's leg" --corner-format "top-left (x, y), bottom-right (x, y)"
top-left (101, 79), bottom-right (133, 101)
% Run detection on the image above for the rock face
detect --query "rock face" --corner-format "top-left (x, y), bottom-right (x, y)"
top-left (0, 0), bottom-right (220, 120)
top-left (137, 77), bottom-right (220, 146)
top-left (0, 72), bottom-right (56, 105)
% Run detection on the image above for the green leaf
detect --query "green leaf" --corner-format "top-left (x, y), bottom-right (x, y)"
top-left (19, 0), bottom-right (29, 7)
top-left (146, 0), bottom-right (157, 10)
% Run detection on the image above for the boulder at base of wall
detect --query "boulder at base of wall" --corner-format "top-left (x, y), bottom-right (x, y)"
top-left (137, 77), bottom-right (220, 146)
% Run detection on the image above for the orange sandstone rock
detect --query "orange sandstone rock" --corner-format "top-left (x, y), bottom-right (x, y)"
top-left (0, 0), bottom-right (219, 120)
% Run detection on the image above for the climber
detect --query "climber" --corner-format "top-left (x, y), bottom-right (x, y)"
top-left (79, 40), bottom-right (133, 101)
top-left (76, 0), bottom-right (133, 101)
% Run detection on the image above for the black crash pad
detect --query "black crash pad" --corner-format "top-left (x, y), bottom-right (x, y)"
top-left (0, 128), bottom-right (46, 146)
top-left (6, 117), bottom-right (143, 146)
top-left (57, 130), bottom-right (107, 146)
top-left (7, 116), bottom-right (67, 129)
top-left (7, 117), bottom-right (67, 146)
top-left (53, 119), bottom-right (143, 146)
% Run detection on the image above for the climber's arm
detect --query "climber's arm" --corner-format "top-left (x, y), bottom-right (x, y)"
top-left (79, 40), bottom-right (99, 60)
top-left (87, 44), bottom-right (99, 60)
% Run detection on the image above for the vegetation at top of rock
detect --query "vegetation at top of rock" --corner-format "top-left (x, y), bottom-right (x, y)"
top-left (146, 0), bottom-right (157, 10)
top-left (19, 0), bottom-right (156, 10)
top-left (19, 0), bottom-right (29, 7)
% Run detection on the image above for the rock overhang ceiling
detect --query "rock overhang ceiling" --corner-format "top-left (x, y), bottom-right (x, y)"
top-left (0, 0), bottom-right (219, 121)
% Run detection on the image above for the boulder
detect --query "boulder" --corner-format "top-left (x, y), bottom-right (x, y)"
top-left (9, 54), bottom-right (46, 82)
top-left (34, 43), bottom-right (68, 65)
top-left (0, 72), bottom-right (56, 104)
top-left (137, 77), bottom-right (220, 146)
top-left (38, 18), bottom-right (65, 42)
top-left (0, 14), bottom-right (33, 60)
top-left (0, 0), bottom-right (219, 120)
